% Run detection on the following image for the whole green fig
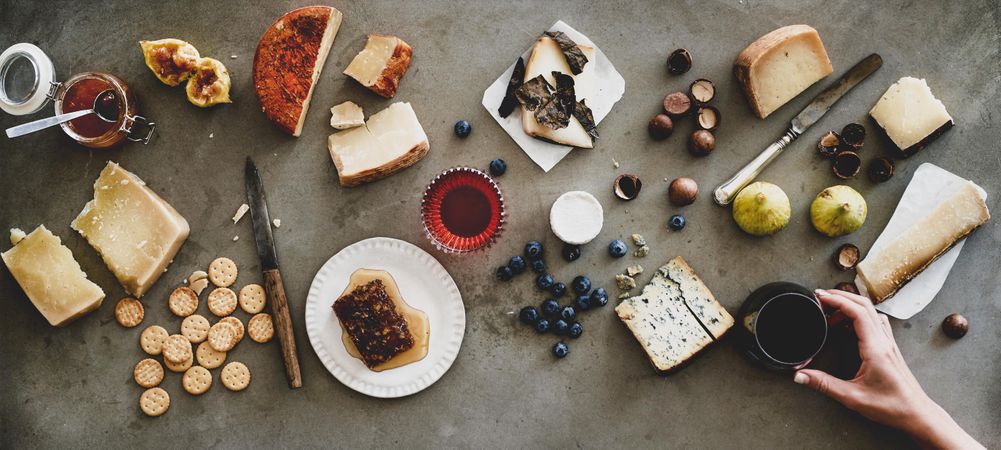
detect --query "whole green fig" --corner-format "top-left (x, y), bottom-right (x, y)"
top-left (732, 182), bottom-right (791, 236)
top-left (811, 185), bottom-right (867, 237)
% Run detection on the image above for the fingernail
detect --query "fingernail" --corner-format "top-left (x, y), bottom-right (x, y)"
top-left (793, 372), bottom-right (809, 384)
top-left (814, 289), bottom-right (827, 295)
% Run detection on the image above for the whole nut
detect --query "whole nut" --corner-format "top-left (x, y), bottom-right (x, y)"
top-left (689, 130), bottom-right (715, 156)
top-left (648, 114), bottom-right (674, 140)
top-left (668, 177), bottom-right (698, 206)
top-left (662, 92), bottom-right (692, 117)
top-left (942, 313), bottom-right (969, 339)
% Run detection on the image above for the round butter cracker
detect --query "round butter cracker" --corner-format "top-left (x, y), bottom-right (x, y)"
top-left (140, 325), bottom-right (169, 355)
top-left (133, 358), bottom-right (164, 388)
top-left (247, 313), bottom-right (274, 343)
top-left (208, 257), bottom-right (238, 287)
top-left (207, 321), bottom-right (237, 352)
top-left (239, 284), bottom-right (266, 314)
top-left (181, 314), bottom-right (210, 343)
top-left (220, 316), bottom-right (244, 346)
top-left (168, 287), bottom-right (199, 317)
top-left (182, 366), bottom-right (213, 395)
top-left (139, 387), bottom-right (170, 417)
top-left (162, 334), bottom-right (193, 364)
top-left (115, 297), bottom-right (144, 328)
top-left (164, 354), bottom-right (193, 373)
top-left (207, 287), bottom-right (238, 317)
top-left (221, 361), bottom-right (251, 391)
top-left (195, 341), bottom-right (227, 369)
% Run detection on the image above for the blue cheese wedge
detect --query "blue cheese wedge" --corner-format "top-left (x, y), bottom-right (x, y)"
top-left (615, 256), bottom-right (734, 373)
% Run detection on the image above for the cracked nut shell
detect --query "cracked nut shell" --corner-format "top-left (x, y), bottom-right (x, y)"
top-left (668, 177), bottom-right (698, 206)
top-left (840, 123), bottom-right (866, 151)
top-left (667, 49), bottom-right (692, 75)
top-left (834, 243), bottom-right (860, 270)
top-left (614, 174), bottom-right (642, 201)
top-left (942, 313), bottom-right (968, 339)
top-left (868, 157), bottom-right (895, 183)
top-left (689, 79), bottom-right (716, 104)
top-left (688, 130), bottom-right (715, 156)
top-left (818, 131), bottom-right (840, 158)
top-left (662, 92), bottom-right (692, 117)
top-left (647, 114), bottom-right (674, 140)
top-left (696, 105), bottom-right (720, 131)
top-left (832, 151), bottom-right (862, 179)
top-left (834, 281), bottom-right (859, 295)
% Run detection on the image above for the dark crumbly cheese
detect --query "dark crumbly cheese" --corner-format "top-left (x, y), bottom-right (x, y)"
top-left (332, 279), bottom-right (414, 367)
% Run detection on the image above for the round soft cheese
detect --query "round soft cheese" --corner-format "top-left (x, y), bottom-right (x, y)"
top-left (550, 191), bottom-right (604, 244)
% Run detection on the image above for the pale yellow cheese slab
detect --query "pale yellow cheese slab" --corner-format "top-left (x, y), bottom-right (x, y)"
top-left (71, 162), bottom-right (190, 297)
top-left (2, 225), bottom-right (105, 326)
top-left (521, 36), bottom-right (596, 148)
top-left (327, 102), bottom-right (429, 187)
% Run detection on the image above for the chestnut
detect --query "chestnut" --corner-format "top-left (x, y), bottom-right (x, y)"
top-left (832, 151), bottom-right (862, 179)
top-left (840, 123), bottom-right (866, 151)
top-left (689, 79), bottom-right (716, 104)
top-left (817, 131), bottom-right (840, 158)
top-left (942, 313), bottom-right (969, 339)
top-left (834, 243), bottom-right (860, 270)
top-left (614, 174), bottom-right (642, 201)
top-left (668, 177), bottom-right (698, 206)
top-left (696, 105), bottom-right (720, 131)
top-left (689, 130), bottom-right (715, 156)
top-left (662, 92), bottom-right (692, 118)
top-left (648, 114), bottom-right (674, 140)
top-left (667, 49), bottom-right (692, 75)
top-left (868, 157), bottom-right (895, 183)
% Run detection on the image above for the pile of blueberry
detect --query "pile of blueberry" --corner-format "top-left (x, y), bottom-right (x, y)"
top-left (498, 240), bottom-right (608, 358)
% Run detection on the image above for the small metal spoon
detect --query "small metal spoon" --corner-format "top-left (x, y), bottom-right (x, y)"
top-left (5, 89), bottom-right (119, 139)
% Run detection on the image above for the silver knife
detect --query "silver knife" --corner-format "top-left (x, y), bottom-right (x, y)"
top-left (713, 54), bottom-right (883, 206)
top-left (245, 157), bottom-right (303, 389)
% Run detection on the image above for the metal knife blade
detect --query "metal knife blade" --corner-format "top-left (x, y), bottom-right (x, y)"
top-left (245, 157), bottom-right (279, 270)
top-left (791, 53), bottom-right (883, 134)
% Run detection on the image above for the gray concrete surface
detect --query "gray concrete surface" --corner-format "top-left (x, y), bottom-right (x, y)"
top-left (2, 0), bottom-right (1000, 448)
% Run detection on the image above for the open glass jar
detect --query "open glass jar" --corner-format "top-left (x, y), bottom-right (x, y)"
top-left (0, 43), bottom-right (155, 148)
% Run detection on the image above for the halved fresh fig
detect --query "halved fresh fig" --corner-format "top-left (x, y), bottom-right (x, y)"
top-left (185, 58), bottom-right (232, 107)
top-left (139, 39), bottom-right (200, 86)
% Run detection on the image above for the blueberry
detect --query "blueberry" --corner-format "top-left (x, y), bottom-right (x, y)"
top-left (560, 305), bottom-right (577, 322)
top-left (540, 299), bottom-right (560, 317)
top-left (496, 265), bottom-right (514, 281)
top-left (552, 341), bottom-right (569, 358)
top-left (530, 259), bottom-right (546, 273)
top-left (608, 239), bottom-right (628, 258)
top-left (574, 295), bottom-right (590, 311)
top-left (561, 243), bottom-right (582, 262)
top-left (524, 240), bottom-right (544, 260)
top-left (454, 120), bottom-right (471, 137)
top-left (668, 214), bottom-right (686, 231)
top-left (590, 287), bottom-right (609, 307)
top-left (519, 306), bottom-right (539, 325)
top-left (489, 159), bottom-right (507, 176)
top-left (553, 319), bottom-right (569, 335)
top-left (535, 273), bottom-right (555, 290)
top-left (508, 255), bottom-right (526, 274)
top-left (568, 322), bottom-right (583, 339)
top-left (550, 282), bottom-right (567, 298)
top-left (535, 318), bottom-right (551, 334)
top-left (571, 275), bottom-right (591, 295)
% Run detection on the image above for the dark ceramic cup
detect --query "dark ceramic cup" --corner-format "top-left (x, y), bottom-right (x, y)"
top-left (736, 282), bottom-right (828, 371)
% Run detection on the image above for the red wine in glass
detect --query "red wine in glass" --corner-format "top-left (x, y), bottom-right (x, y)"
top-left (421, 167), bottom-right (505, 254)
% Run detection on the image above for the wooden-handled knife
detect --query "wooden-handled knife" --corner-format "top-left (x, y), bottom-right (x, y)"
top-left (245, 157), bottom-right (302, 389)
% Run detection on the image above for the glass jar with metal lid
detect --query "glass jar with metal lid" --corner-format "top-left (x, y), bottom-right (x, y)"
top-left (0, 43), bottom-right (155, 148)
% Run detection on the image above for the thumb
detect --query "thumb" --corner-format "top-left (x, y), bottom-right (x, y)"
top-left (794, 369), bottom-right (855, 403)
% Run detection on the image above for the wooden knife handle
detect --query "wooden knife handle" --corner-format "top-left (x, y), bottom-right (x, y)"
top-left (263, 269), bottom-right (302, 389)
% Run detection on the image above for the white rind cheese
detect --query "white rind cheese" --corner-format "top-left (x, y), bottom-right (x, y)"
top-left (521, 36), bottom-right (596, 148)
top-left (330, 101), bottom-right (365, 129)
top-left (71, 162), bottom-right (190, 298)
top-left (549, 191), bottom-right (603, 245)
top-left (2, 225), bottom-right (105, 326)
top-left (327, 102), bottom-right (429, 187)
top-left (856, 182), bottom-right (989, 303)
top-left (869, 77), bottom-right (953, 156)
top-left (734, 25), bottom-right (833, 119)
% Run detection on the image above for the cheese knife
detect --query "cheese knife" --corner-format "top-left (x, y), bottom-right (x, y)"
top-left (713, 53), bottom-right (883, 206)
top-left (245, 157), bottom-right (303, 389)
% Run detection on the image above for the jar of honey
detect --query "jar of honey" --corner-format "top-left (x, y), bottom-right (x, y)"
top-left (0, 43), bottom-right (155, 148)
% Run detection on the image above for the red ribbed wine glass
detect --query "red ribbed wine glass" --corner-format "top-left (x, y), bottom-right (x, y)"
top-left (421, 167), bottom-right (505, 254)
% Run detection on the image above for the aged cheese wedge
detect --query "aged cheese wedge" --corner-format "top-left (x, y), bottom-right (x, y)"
top-left (664, 257), bottom-right (734, 339)
top-left (72, 162), bottom-right (190, 297)
top-left (253, 6), bottom-right (343, 136)
top-left (734, 25), bottom-right (833, 119)
top-left (343, 34), bottom-right (412, 98)
top-left (869, 77), bottom-right (953, 157)
top-left (327, 102), bottom-right (429, 187)
top-left (521, 35), bottom-right (596, 148)
top-left (2, 225), bottom-right (105, 326)
top-left (330, 101), bottom-right (364, 129)
top-left (856, 183), bottom-right (989, 303)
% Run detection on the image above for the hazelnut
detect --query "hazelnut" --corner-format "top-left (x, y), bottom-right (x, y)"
top-left (667, 49), bottom-right (692, 75)
top-left (834, 243), bottom-right (860, 270)
top-left (647, 114), bottom-right (674, 140)
top-left (834, 281), bottom-right (859, 295)
top-left (662, 92), bottom-right (692, 117)
top-left (613, 174), bottom-right (642, 201)
top-left (817, 131), bottom-right (840, 158)
top-left (668, 177), bottom-right (698, 206)
top-left (689, 79), bottom-right (716, 104)
top-left (868, 157), bottom-right (895, 183)
top-left (688, 130), bottom-right (715, 156)
top-left (839, 123), bottom-right (866, 151)
top-left (942, 313), bottom-right (968, 339)
top-left (832, 151), bottom-right (862, 179)
top-left (696, 105), bottom-right (720, 131)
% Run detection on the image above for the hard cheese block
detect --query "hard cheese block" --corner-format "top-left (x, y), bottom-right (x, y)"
top-left (330, 101), bottom-right (364, 130)
top-left (71, 162), bottom-right (190, 297)
top-left (343, 34), bottom-right (412, 98)
top-left (869, 77), bottom-right (953, 157)
top-left (327, 102), bottom-right (429, 187)
top-left (856, 182), bottom-right (989, 303)
top-left (734, 25), bottom-right (833, 119)
top-left (521, 35), bottom-right (596, 148)
top-left (616, 257), bottom-right (733, 373)
top-left (2, 225), bottom-right (105, 326)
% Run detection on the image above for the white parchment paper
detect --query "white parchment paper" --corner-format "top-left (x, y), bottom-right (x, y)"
top-left (481, 21), bottom-right (626, 172)
top-left (859, 163), bottom-right (988, 320)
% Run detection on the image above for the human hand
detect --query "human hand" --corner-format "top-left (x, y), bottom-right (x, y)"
top-left (793, 289), bottom-right (983, 450)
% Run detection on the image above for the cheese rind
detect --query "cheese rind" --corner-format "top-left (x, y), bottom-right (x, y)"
top-left (343, 34), bottom-right (412, 98)
top-left (327, 102), bottom-right (429, 187)
top-left (869, 77), bottom-right (953, 157)
top-left (330, 101), bottom-right (365, 129)
top-left (856, 183), bottom-right (989, 303)
top-left (2, 225), bottom-right (105, 326)
top-left (734, 25), bottom-right (833, 119)
top-left (71, 162), bottom-right (190, 297)
top-left (521, 36), bottom-right (596, 148)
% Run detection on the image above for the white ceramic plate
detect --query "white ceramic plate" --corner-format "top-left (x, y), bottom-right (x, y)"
top-left (305, 237), bottom-right (465, 398)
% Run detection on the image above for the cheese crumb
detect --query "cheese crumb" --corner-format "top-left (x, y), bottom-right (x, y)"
top-left (634, 245), bottom-right (650, 258)
top-left (272, 219), bottom-right (281, 228)
top-left (230, 54), bottom-right (238, 59)
top-left (626, 264), bottom-right (644, 277)
top-left (232, 203), bottom-right (250, 224)
top-left (9, 228), bottom-right (26, 245)
top-left (209, 133), bottom-right (214, 139)
top-left (615, 274), bottom-right (637, 291)
top-left (232, 236), bottom-right (239, 242)
top-left (612, 158), bottom-right (620, 168)
top-left (630, 234), bottom-right (647, 246)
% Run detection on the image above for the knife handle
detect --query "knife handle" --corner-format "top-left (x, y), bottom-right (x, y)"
top-left (263, 269), bottom-right (303, 389)
top-left (713, 128), bottom-right (800, 206)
